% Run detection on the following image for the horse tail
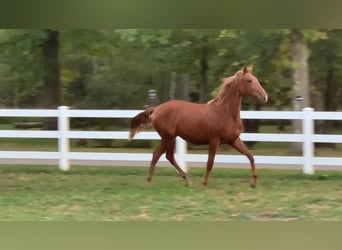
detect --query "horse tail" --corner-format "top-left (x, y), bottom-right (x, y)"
top-left (129, 107), bottom-right (155, 140)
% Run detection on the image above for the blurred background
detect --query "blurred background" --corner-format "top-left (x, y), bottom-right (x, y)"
top-left (0, 29), bottom-right (341, 222)
top-left (0, 29), bottom-right (340, 154)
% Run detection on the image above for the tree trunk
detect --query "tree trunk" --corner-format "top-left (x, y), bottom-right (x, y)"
top-left (324, 54), bottom-right (338, 112)
top-left (41, 29), bottom-right (60, 130)
top-left (290, 30), bottom-right (311, 154)
top-left (180, 73), bottom-right (190, 101)
top-left (199, 46), bottom-right (209, 103)
top-left (169, 72), bottom-right (176, 100)
top-left (316, 53), bottom-right (338, 148)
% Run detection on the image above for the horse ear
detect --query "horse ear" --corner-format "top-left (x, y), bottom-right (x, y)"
top-left (248, 65), bottom-right (253, 73)
top-left (242, 65), bottom-right (253, 74)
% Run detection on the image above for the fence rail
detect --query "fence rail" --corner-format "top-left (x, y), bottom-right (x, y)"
top-left (0, 106), bottom-right (341, 174)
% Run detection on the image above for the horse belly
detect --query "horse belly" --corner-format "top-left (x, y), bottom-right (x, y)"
top-left (178, 133), bottom-right (210, 145)
top-left (176, 119), bottom-right (211, 145)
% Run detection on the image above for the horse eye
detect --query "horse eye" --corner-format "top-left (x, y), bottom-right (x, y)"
top-left (247, 79), bottom-right (252, 83)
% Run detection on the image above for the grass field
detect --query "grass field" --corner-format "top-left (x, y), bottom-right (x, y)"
top-left (0, 165), bottom-right (341, 221)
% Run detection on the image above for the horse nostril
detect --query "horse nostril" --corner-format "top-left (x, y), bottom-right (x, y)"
top-left (259, 95), bottom-right (268, 103)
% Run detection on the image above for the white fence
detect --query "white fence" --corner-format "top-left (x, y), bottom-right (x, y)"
top-left (0, 106), bottom-right (341, 174)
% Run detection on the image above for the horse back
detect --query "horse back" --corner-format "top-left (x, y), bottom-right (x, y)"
top-left (152, 100), bottom-right (205, 123)
top-left (151, 100), bottom-right (215, 142)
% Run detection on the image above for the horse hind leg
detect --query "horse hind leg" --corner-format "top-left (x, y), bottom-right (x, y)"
top-left (165, 137), bottom-right (191, 186)
top-left (147, 143), bottom-right (166, 184)
top-left (230, 137), bottom-right (258, 188)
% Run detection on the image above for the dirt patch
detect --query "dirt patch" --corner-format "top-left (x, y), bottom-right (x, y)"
top-left (69, 204), bottom-right (83, 212)
top-left (305, 204), bottom-right (330, 210)
top-left (255, 212), bottom-right (298, 221)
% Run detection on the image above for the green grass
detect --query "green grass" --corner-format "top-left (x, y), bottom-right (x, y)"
top-left (0, 165), bottom-right (341, 221)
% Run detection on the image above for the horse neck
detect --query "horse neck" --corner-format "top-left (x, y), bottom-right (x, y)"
top-left (219, 84), bottom-right (242, 119)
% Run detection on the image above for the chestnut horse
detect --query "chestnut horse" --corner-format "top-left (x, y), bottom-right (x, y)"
top-left (129, 66), bottom-right (268, 188)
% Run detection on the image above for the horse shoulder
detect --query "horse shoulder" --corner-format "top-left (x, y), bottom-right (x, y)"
top-left (213, 113), bottom-right (243, 143)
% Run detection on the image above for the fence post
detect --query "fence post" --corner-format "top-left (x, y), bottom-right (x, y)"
top-left (176, 137), bottom-right (187, 172)
top-left (302, 107), bottom-right (314, 175)
top-left (58, 106), bottom-right (70, 171)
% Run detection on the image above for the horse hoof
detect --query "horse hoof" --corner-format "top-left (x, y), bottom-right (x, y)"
top-left (146, 177), bottom-right (153, 186)
top-left (250, 183), bottom-right (256, 189)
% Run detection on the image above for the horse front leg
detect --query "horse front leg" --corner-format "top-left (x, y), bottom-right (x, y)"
top-left (230, 137), bottom-right (258, 188)
top-left (203, 140), bottom-right (219, 187)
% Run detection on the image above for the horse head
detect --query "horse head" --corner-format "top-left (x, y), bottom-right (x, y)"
top-left (236, 66), bottom-right (268, 103)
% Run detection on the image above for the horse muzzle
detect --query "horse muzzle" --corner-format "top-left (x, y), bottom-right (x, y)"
top-left (258, 94), bottom-right (268, 103)
top-left (262, 94), bottom-right (268, 103)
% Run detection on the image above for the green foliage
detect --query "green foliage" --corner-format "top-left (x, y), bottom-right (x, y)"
top-left (308, 29), bottom-right (342, 110)
top-left (0, 29), bottom-right (341, 111)
top-left (0, 30), bottom-right (45, 107)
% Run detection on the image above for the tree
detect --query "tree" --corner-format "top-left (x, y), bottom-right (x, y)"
top-left (290, 30), bottom-right (311, 153)
top-left (41, 30), bottom-right (60, 108)
top-left (289, 29), bottom-right (328, 153)
top-left (41, 30), bottom-right (61, 129)
top-left (0, 30), bottom-right (45, 107)
top-left (1, 29), bottom-right (339, 115)
top-left (308, 29), bottom-right (342, 147)
top-left (0, 29), bottom-right (62, 129)
top-left (309, 29), bottom-right (342, 112)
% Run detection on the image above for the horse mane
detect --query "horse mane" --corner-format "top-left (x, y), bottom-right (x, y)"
top-left (207, 72), bottom-right (238, 105)
top-left (207, 66), bottom-right (253, 105)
